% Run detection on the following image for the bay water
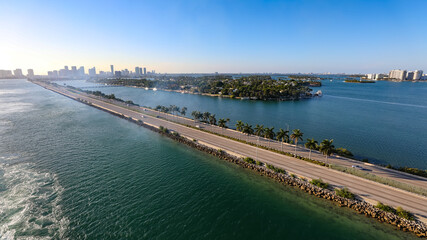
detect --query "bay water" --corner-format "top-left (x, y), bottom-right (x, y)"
top-left (0, 79), bottom-right (419, 239)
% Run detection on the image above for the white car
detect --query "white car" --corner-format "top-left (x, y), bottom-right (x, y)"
top-left (140, 115), bottom-right (145, 118)
top-left (351, 165), bottom-right (363, 170)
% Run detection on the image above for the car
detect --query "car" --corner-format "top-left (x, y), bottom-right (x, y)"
top-left (351, 165), bottom-right (363, 170)
top-left (140, 115), bottom-right (145, 118)
top-left (196, 125), bottom-right (200, 128)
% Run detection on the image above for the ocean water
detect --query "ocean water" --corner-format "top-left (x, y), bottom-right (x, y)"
top-left (58, 78), bottom-right (427, 169)
top-left (0, 79), bottom-right (419, 239)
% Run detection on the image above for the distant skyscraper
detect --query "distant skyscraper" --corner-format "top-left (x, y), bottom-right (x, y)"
top-left (406, 71), bottom-right (414, 80)
top-left (64, 66), bottom-right (69, 71)
top-left (27, 69), bottom-right (34, 77)
top-left (389, 69), bottom-right (407, 80)
top-left (114, 71), bottom-right (121, 77)
top-left (413, 70), bottom-right (423, 80)
top-left (0, 70), bottom-right (13, 78)
top-left (13, 69), bottom-right (23, 77)
top-left (88, 67), bottom-right (96, 76)
top-left (110, 65), bottom-right (114, 75)
top-left (143, 67), bottom-right (146, 75)
top-left (78, 66), bottom-right (85, 76)
top-left (135, 67), bottom-right (140, 76)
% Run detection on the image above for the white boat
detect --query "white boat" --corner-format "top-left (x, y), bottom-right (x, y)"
top-left (145, 87), bottom-right (149, 90)
top-left (315, 90), bottom-right (323, 96)
top-left (153, 88), bottom-right (157, 91)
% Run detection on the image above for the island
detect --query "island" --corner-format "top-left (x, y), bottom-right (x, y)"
top-left (89, 75), bottom-right (322, 101)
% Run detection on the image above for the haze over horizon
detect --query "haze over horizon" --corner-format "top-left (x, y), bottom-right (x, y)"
top-left (1, 0), bottom-right (426, 75)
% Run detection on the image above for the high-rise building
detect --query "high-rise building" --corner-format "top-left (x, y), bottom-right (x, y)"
top-left (135, 67), bottom-right (140, 76)
top-left (413, 70), bottom-right (423, 80)
top-left (389, 69), bottom-right (407, 81)
top-left (114, 71), bottom-right (121, 77)
top-left (143, 67), bottom-right (146, 75)
top-left (111, 65), bottom-right (114, 75)
top-left (27, 69), bottom-right (34, 78)
top-left (88, 67), bottom-right (96, 76)
top-left (0, 70), bottom-right (13, 78)
top-left (13, 69), bottom-right (23, 77)
top-left (78, 66), bottom-right (85, 76)
top-left (406, 71), bottom-right (414, 80)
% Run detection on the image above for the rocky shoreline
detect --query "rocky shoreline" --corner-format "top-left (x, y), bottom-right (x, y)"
top-left (43, 85), bottom-right (427, 238)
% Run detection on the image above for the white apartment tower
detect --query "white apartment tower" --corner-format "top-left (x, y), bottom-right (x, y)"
top-left (389, 69), bottom-right (407, 80)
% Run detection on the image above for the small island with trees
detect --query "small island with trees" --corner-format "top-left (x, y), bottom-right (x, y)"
top-left (91, 75), bottom-right (322, 101)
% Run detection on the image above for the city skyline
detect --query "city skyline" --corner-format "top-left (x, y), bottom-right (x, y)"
top-left (1, 0), bottom-right (426, 74)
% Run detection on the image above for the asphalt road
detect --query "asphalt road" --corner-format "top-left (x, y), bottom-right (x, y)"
top-left (35, 81), bottom-right (427, 222)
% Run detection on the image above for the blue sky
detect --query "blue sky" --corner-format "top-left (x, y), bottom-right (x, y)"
top-left (0, 0), bottom-right (426, 74)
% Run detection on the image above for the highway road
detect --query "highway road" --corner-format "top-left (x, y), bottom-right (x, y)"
top-left (34, 81), bottom-right (427, 222)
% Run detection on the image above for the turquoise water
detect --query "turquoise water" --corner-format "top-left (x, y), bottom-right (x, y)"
top-left (59, 79), bottom-right (427, 169)
top-left (0, 79), bottom-right (419, 239)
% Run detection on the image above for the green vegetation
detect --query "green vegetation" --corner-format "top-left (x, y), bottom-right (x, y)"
top-left (256, 160), bottom-right (264, 166)
top-left (159, 126), bottom-right (169, 134)
top-left (310, 179), bottom-right (329, 189)
top-left (243, 157), bottom-right (256, 164)
top-left (319, 139), bottom-right (335, 163)
top-left (374, 203), bottom-right (414, 220)
top-left (266, 164), bottom-right (286, 174)
top-left (290, 174), bottom-right (297, 178)
top-left (305, 138), bottom-right (318, 159)
top-left (335, 187), bottom-right (355, 199)
top-left (93, 75), bottom-right (317, 101)
top-left (335, 148), bottom-right (353, 158)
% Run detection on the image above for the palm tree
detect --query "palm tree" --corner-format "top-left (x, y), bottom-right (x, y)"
top-left (264, 127), bottom-right (275, 147)
top-left (242, 123), bottom-right (254, 141)
top-left (319, 139), bottom-right (335, 164)
top-left (290, 129), bottom-right (303, 155)
top-left (209, 114), bottom-right (217, 125)
top-left (305, 138), bottom-right (318, 159)
top-left (236, 120), bottom-right (244, 132)
top-left (218, 118), bottom-right (227, 128)
top-left (191, 111), bottom-right (201, 123)
top-left (254, 124), bottom-right (264, 146)
top-left (276, 128), bottom-right (289, 152)
top-left (180, 107), bottom-right (187, 117)
top-left (202, 112), bottom-right (211, 123)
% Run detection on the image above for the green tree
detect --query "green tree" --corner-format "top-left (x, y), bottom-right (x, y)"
top-left (180, 107), bottom-right (187, 116)
top-left (319, 139), bottom-right (335, 164)
top-left (290, 129), bottom-right (303, 155)
top-left (254, 124), bottom-right (264, 146)
top-left (264, 127), bottom-right (275, 147)
top-left (276, 128), bottom-right (289, 152)
top-left (202, 112), bottom-right (211, 123)
top-left (242, 123), bottom-right (254, 141)
top-left (236, 120), bottom-right (244, 132)
top-left (191, 110), bottom-right (201, 122)
top-left (209, 114), bottom-right (217, 125)
top-left (305, 138), bottom-right (318, 159)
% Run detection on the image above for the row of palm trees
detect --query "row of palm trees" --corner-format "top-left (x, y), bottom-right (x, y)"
top-left (234, 121), bottom-right (335, 161)
top-left (155, 105), bottom-right (335, 162)
top-left (155, 105), bottom-right (187, 117)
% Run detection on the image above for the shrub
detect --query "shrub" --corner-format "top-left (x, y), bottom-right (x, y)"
top-left (266, 164), bottom-right (286, 174)
top-left (310, 179), bottom-right (329, 189)
top-left (256, 161), bottom-right (263, 166)
top-left (335, 187), bottom-right (355, 199)
top-left (193, 138), bottom-right (197, 142)
top-left (159, 126), bottom-right (169, 133)
top-left (375, 202), bottom-right (395, 213)
top-left (361, 158), bottom-right (369, 163)
top-left (300, 177), bottom-right (307, 181)
top-left (335, 148), bottom-right (353, 157)
top-left (243, 157), bottom-right (256, 164)
top-left (290, 174), bottom-right (297, 178)
top-left (172, 132), bottom-right (180, 137)
top-left (396, 207), bottom-right (414, 220)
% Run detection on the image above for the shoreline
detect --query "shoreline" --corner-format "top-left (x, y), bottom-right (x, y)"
top-left (32, 80), bottom-right (427, 238)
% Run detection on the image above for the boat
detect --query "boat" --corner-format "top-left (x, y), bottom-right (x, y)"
top-left (145, 87), bottom-right (149, 90)
top-left (153, 88), bottom-right (157, 91)
top-left (315, 90), bottom-right (323, 96)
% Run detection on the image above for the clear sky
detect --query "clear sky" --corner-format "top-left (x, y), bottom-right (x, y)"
top-left (1, 0), bottom-right (426, 74)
